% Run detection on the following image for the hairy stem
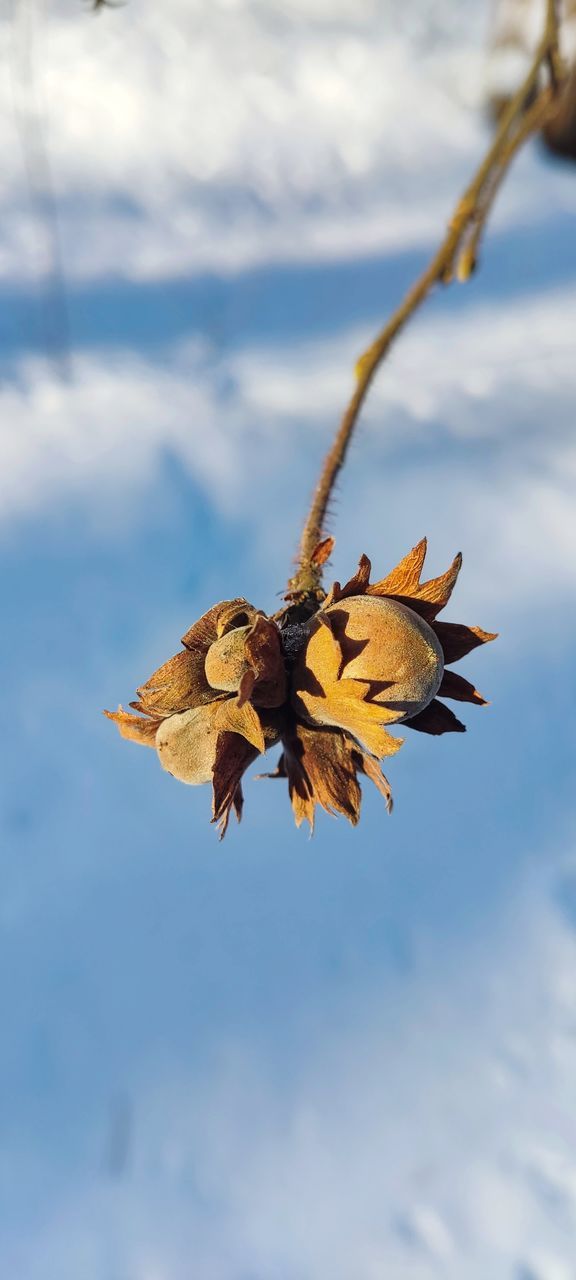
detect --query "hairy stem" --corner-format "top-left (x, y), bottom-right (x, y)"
top-left (289, 0), bottom-right (564, 601)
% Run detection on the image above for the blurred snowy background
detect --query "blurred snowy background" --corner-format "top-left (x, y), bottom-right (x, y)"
top-left (1, 1), bottom-right (576, 1277)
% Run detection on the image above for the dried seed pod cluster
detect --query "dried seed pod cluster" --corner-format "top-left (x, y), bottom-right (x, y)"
top-left (105, 540), bottom-right (495, 834)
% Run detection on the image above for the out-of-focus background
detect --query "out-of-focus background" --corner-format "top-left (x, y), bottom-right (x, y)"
top-left (1, 1), bottom-right (576, 1277)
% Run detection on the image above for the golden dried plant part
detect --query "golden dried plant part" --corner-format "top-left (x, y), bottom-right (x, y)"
top-left (211, 734), bottom-right (258, 838)
top-left (214, 698), bottom-right (266, 754)
top-left (212, 714), bottom-right (282, 837)
top-left (205, 615), bottom-right (287, 709)
top-left (156, 698), bottom-right (268, 788)
top-left (156, 706), bottom-right (220, 785)
top-left (242, 616), bottom-right (287, 708)
top-left (405, 700), bottom-right (466, 735)
top-left (134, 648), bottom-right (216, 718)
top-left (131, 599), bottom-right (263, 722)
top-left (369, 539), bottom-right (428, 598)
top-left (312, 694), bottom-right (403, 761)
top-left (204, 626), bottom-right (254, 693)
top-left (105, 536), bottom-right (495, 832)
top-left (353, 747), bottom-right (394, 814)
top-left (438, 670), bottom-right (488, 706)
top-left (311, 536), bottom-right (335, 567)
top-left (281, 724), bottom-right (361, 830)
top-left (292, 593), bottom-right (444, 755)
top-left (432, 621), bottom-right (498, 664)
top-left (181, 598), bottom-right (256, 652)
top-left (266, 723), bottom-right (395, 831)
top-left (103, 706), bottom-right (161, 746)
top-left (369, 551), bottom-right (463, 621)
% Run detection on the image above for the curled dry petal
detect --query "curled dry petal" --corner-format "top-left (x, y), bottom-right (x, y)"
top-left (134, 648), bottom-right (216, 718)
top-left (103, 705), bottom-right (161, 746)
top-left (304, 678), bottom-right (404, 760)
top-left (181, 598), bottom-right (258, 653)
top-left (409, 552), bottom-right (463, 615)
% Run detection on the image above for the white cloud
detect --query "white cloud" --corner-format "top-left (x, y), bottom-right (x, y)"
top-left (1, 279), bottom-right (575, 626)
top-left (4, 0), bottom-right (575, 283)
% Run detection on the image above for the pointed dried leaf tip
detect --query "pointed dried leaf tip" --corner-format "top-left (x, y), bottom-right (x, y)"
top-left (338, 554), bottom-right (372, 598)
top-left (322, 580), bottom-right (342, 609)
top-left (274, 723), bottom-right (396, 830)
top-left (352, 747), bottom-right (393, 814)
top-left (433, 622), bottom-right (498, 665)
top-left (439, 670), bottom-right (488, 706)
top-left (215, 698), bottom-right (266, 753)
top-left (311, 536), bottom-right (335, 567)
top-left (405, 699), bottom-right (466, 735)
top-left (104, 706), bottom-right (161, 746)
top-left (181, 598), bottom-right (257, 652)
top-left (369, 538), bottom-right (428, 597)
top-left (280, 736), bottom-right (315, 830)
top-left (368, 545), bottom-right (462, 620)
top-left (412, 552), bottom-right (462, 616)
top-left (135, 648), bottom-right (214, 717)
top-left (211, 732), bottom-right (260, 838)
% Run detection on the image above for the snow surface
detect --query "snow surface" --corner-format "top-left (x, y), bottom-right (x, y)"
top-left (1, 2), bottom-right (576, 1278)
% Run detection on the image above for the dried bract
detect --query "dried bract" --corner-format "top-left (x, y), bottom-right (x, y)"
top-left (105, 540), bottom-right (495, 834)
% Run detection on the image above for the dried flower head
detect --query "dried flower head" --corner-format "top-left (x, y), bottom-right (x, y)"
top-left (105, 539), bottom-right (495, 834)
top-left (98, 0), bottom-right (570, 838)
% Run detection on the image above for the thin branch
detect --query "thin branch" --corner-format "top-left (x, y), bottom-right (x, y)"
top-left (461, 87), bottom-right (554, 278)
top-left (544, 0), bottom-right (562, 88)
top-left (289, 0), bottom-right (565, 602)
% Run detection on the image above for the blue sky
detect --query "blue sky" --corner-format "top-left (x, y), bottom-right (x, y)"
top-left (1, 2), bottom-right (576, 1277)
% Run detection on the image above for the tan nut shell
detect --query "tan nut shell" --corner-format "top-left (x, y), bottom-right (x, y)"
top-left (292, 595), bottom-right (444, 755)
top-left (156, 706), bottom-right (218, 785)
